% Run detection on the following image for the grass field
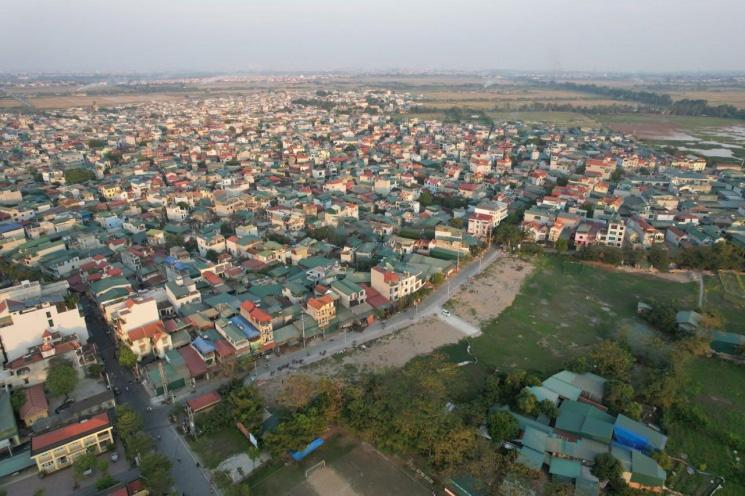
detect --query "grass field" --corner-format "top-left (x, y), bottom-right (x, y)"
top-left (442, 256), bottom-right (699, 374)
top-left (189, 427), bottom-right (252, 469)
top-left (595, 113), bottom-right (743, 137)
top-left (665, 358), bottom-right (745, 496)
top-left (248, 435), bottom-right (431, 496)
top-left (705, 274), bottom-right (745, 334)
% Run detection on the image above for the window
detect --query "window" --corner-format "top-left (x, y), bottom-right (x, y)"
top-left (46, 311), bottom-right (52, 318)
top-left (48, 319), bottom-right (54, 327)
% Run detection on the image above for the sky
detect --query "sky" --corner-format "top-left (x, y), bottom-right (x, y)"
top-left (2, 0), bottom-right (745, 74)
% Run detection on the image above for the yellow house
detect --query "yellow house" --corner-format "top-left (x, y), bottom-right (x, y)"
top-left (306, 295), bottom-right (336, 329)
top-left (30, 412), bottom-right (114, 473)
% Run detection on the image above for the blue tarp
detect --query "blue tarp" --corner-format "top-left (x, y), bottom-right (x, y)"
top-left (291, 437), bottom-right (325, 461)
top-left (192, 336), bottom-right (216, 355)
top-left (614, 425), bottom-right (649, 452)
top-left (229, 315), bottom-right (261, 339)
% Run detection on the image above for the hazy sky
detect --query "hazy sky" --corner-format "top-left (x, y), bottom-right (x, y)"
top-left (2, 0), bottom-right (745, 73)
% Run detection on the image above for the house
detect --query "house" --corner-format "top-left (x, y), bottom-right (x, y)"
top-left (124, 321), bottom-right (173, 361)
top-left (330, 279), bottom-right (367, 308)
top-left (0, 281), bottom-right (89, 364)
top-left (370, 265), bottom-right (423, 302)
top-left (306, 295), bottom-right (336, 329)
top-left (186, 390), bottom-right (222, 416)
top-left (19, 384), bottom-right (49, 427)
top-left (30, 412), bottom-right (114, 474)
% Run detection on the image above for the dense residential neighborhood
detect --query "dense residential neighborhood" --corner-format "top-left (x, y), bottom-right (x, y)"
top-left (0, 85), bottom-right (743, 496)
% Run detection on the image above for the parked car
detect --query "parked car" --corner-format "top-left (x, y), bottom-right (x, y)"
top-left (54, 398), bottom-right (74, 414)
top-left (441, 309), bottom-right (451, 317)
top-left (110, 452), bottom-right (119, 463)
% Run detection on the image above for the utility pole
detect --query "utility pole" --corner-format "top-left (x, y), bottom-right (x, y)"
top-left (158, 360), bottom-right (168, 403)
top-left (301, 313), bottom-right (306, 348)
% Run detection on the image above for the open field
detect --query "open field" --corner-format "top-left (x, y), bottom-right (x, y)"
top-left (28, 93), bottom-right (190, 108)
top-left (189, 426), bottom-right (251, 469)
top-left (446, 255), bottom-right (534, 326)
top-left (667, 90), bottom-right (745, 109)
top-left (249, 436), bottom-right (431, 496)
top-left (705, 273), bottom-right (745, 334)
top-left (257, 315), bottom-right (463, 405)
top-left (595, 113), bottom-right (744, 138)
top-left (665, 357), bottom-right (745, 496)
top-left (442, 256), bottom-right (699, 374)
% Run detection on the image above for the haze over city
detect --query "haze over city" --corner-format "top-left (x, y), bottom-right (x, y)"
top-left (1, 2), bottom-right (745, 496)
top-left (2, 0), bottom-right (745, 73)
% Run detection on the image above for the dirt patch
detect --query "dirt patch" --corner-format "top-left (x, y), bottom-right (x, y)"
top-left (306, 466), bottom-right (359, 496)
top-left (449, 256), bottom-right (534, 326)
top-left (257, 317), bottom-right (462, 405)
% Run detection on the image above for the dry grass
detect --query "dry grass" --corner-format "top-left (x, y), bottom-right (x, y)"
top-left (667, 90), bottom-right (745, 109)
top-left (29, 93), bottom-right (189, 108)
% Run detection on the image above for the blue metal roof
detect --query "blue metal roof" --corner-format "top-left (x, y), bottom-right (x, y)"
top-left (229, 315), bottom-right (261, 339)
top-left (0, 222), bottom-right (22, 234)
top-left (192, 337), bottom-right (216, 355)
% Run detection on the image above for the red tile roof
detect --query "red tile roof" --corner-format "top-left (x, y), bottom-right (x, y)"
top-left (214, 338), bottom-right (236, 358)
top-left (20, 384), bottom-right (48, 420)
top-left (128, 320), bottom-right (167, 343)
top-left (179, 346), bottom-right (207, 377)
top-left (31, 412), bottom-right (111, 455)
top-left (202, 270), bottom-right (222, 286)
top-left (186, 391), bottom-right (221, 413)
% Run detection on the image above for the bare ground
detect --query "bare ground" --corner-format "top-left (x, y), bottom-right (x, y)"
top-left (447, 256), bottom-right (534, 326)
top-left (257, 317), bottom-right (462, 405)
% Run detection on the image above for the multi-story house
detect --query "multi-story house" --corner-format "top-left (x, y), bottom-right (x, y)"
top-left (370, 265), bottom-right (423, 302)
top-left (306, 295), bottom-right (336, 329)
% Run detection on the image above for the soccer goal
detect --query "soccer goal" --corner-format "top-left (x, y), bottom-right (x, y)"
top-left (305, 460), bottom-right (326, 478)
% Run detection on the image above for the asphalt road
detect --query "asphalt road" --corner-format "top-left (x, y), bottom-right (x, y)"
top-left (82, 247), bottom-right (501, 494)
top-left (80, 297), bottom-right (216, 496)
top-left (244, 247), bottom-right (501, 384)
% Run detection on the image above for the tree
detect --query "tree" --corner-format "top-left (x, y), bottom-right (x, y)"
top-left (73, 452), bottom-right (98, 482)
top-left (431, 427), bottom-right (477, 469)
top-left (139, 452), bottom-right (173, 495)
top-left (648, 245), bottom-right (670, 272)
top-left (10, 390), bottom-right (26, 413)
top-left (486, 411), bottom-right (520, 442)
top-left (87, 363), bottom-right (104, 378)
top-left (419, 189), bottom-right (433, 207)
top-left (96, 475), bottom-right (117, 491)
top-left (46, 359), bottom-right (78, 397)
top-left (123, 431), bottom-right (154, 459)
top-left (538, 399), bottom-right (558, 419)
top-left (206, 249), bottom-right (219, 262)
top-left (592, 453), bottom-right (623, 482)
top-left (230, 385), bottom-right (264, 434)
top-left (116, 405), bottom-right (144, 440)
top-left (220, 222), bottom-right (234, 237)
top-left (604, 381), bottom-right (636, 415)
top-left (515, 389), bottom-right (538, 416)
top-left (118, 347), bottom-right (138, 370)
top-left (641, 303), bottom-right (678, 336)
top-left (555, 238), bottom-right (568, 253)
top-left (587, 340), bottom-right (634, 381)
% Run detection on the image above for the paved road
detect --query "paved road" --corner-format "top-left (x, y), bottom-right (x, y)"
top-left (245, 247), bottom-right (501, 384)
top-left (438, 312), bottom-right (481, 336)
top-left (80, 297), bottom-right (217, 496)
top-left (82, 247), bottom-right (501, 493)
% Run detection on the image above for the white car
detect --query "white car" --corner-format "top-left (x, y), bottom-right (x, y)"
top-left (441, 309), bottom-right (451, 317)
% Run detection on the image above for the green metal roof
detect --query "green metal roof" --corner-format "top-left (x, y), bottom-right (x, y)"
top-left (549, 458), bottom-right (582, 479)
top-left (0, 391), bottom-right (18, 442)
